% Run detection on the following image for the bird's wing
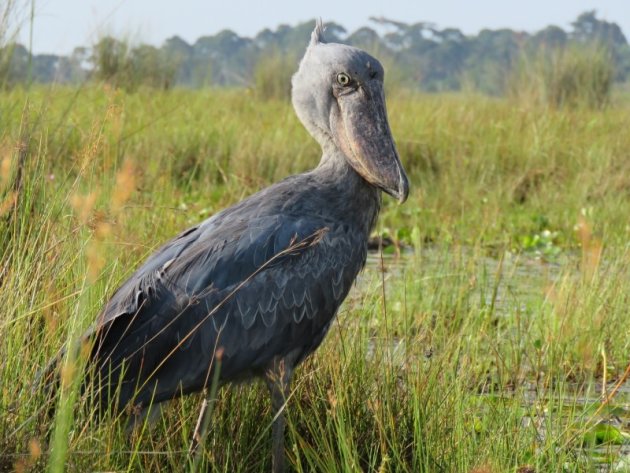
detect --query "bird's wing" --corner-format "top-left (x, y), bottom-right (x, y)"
top-left (88, 210), bottom-right (358, 405)
top-left (96, 212), bottom-right (329, 329)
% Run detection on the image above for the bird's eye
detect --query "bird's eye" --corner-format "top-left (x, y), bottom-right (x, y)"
top-left (336, 73), bottom-right (350, 86)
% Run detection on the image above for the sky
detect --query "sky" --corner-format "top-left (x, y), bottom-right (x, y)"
top-left (11, 0), bottom-right (630, 55)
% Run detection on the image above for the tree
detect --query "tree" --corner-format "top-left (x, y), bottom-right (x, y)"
top-left (2, 12), bottom-right (629, 92)
top-left (0, 43), bottom-right (29, 86)
top-left (532, 26), bottom-right (567, 49)
top-left (55, 47), bottom-right (89, 83)
top-left (163, 36), bottom-right (193, 85)
top-left (32, 54), bottom-right (58, 82)
top-left (571, 10), bottom-right (627, 46)
top-left (91, 36), bottom-right (131, 84)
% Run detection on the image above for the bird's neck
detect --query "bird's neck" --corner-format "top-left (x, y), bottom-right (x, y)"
top-left (312, 147), bottom-right (381, 236)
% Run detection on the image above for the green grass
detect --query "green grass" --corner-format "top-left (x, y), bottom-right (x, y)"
top-left (510, 46), bottom-right (615, 110)
top-left (0, 85), bottom-right (629, 472)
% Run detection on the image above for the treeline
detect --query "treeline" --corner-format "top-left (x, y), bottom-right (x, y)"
top-left (1, 10), bottom-right (629, 95)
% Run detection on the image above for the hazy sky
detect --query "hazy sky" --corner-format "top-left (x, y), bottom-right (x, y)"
top-left (12, 0), bottom-right (630, 55)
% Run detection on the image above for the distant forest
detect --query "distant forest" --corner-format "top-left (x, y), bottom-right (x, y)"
top-left (1, 11), bottom-right (629, 95)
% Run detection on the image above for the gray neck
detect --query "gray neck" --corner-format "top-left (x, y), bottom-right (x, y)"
top-left (311, 148), bottom-right (381, 236)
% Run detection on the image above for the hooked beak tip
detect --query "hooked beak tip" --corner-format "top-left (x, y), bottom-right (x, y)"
top-left (383, 177), bottom-right (409, 203)
top-left (396, 175), bottom-right (410, 204)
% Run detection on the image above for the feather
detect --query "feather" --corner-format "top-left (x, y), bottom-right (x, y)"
top-left (311, 18), bottom-right (326, 46)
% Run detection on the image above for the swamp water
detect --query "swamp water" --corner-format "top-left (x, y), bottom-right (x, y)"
top-left (356, 247), bottom-right (630, 472)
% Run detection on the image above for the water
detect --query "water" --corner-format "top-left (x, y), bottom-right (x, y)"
top-left (360, 247), bottom-right (630, 471)
top-left (364, 246), bottom-right (566, 314)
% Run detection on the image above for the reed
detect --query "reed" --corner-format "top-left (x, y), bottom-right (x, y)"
top-left (0, 85), bottom-right (628, 472)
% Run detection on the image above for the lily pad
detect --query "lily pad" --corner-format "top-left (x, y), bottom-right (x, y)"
top-left (582, 423), bottom-right (628, 446)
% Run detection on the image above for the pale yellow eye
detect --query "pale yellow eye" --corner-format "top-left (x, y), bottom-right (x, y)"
top-left (336, 73), bottom-right (350, 86)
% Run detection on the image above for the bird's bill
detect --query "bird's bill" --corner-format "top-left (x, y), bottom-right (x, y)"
top-left (336, 81), bottom-right (409, 203)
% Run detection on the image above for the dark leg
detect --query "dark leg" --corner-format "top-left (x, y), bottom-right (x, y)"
top-left (265, 356), bottom-right (294, 473)
top-left (126, 401), bottom-right (166, 435)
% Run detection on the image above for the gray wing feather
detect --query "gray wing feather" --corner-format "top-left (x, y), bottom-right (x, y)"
top-left (88, 200), bottom-right (366, 409)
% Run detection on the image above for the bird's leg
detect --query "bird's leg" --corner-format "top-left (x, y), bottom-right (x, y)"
top-left (265, 357), bottom-right (294, 473)
top-left (125, 401), bottom-right (165, 437)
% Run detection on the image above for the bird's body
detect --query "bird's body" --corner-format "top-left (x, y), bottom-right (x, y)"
top-left (45, 21), bottom-right (408, 472)
top-left (90, 155), bottom-right (379, 410)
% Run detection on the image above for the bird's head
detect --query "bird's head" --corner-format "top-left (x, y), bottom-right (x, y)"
top-left (291, 21), bottom-right (409, 203)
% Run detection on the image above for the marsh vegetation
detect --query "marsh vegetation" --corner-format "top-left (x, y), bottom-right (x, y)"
top-left (0, 82), bottom-right (629, 471)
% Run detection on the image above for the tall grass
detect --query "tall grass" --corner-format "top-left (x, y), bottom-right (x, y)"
top-left (92, 36), bottom-right (178, 91)
top-left (511, 45), bottom-right (615, 109)
top-left (0, 1), bottom-right (22, 87)
top-left (253, 51), bottom-right (297, 101)
top-left (0, 86), bottom-right (628, 471)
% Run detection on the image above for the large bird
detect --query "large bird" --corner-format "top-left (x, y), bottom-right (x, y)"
top-left (54, 22), bottom-right (408, 472)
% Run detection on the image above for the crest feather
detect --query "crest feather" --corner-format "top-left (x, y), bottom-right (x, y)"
top-left (310, 18), bottom-right (326, 46)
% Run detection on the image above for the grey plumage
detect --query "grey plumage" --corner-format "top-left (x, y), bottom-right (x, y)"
top-left (48, 20), bottom-right (409, 472)
top-left (90, 166), bottom-right (377, 408)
